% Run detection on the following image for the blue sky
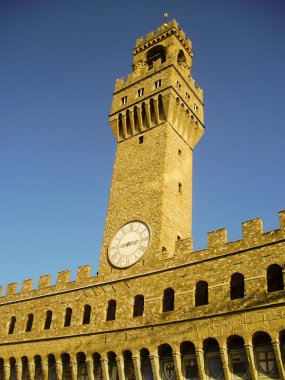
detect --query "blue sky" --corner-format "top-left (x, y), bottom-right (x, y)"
top-left (0, 0), bottom-right (284, 291)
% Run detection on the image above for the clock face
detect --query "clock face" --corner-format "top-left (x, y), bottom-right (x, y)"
top-left (108, 221), bottom-right (150, 268)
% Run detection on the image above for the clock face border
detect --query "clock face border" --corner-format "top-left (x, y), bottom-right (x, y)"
top-left (108, 220), bottom-right (151, 269)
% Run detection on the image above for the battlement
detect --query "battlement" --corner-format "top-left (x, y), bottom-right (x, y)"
top-left (134, 19), bottom-right (192, 53)
top-left (113, 19), bottom-right (203, 99)
top-left (0, 211), bottom-right (284, 301)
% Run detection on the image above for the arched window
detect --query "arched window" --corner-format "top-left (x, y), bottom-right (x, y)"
top-left (82, 304), bottom-right (91, 325)
top-left (44, 310), bottom-right (52, 330)
top-left (177, 50), bottom-right (186, 64)
top-left (253, 332), bottom-right (278, 377)
top-left (106, 300), bottom-right (116, 321)
top-left (64, 307), bottom-right (72, 327)
top-left (8, 316), bottom-right (16, 334)
top-left (267, 264), bottom-right (284, 292)
top-left (146, 45), bottom-right (166, 69)
top-left (162, 288), bottom-right (175, 312)
top-left (195, 281), bottom-right (208, 306)
top-left (230, 273), bottom-right (245, 300)
top-left (26, 313), bottom-right (34, 332)
top-left (227, 335), bottom-right (248, 377)
top-left (133, 295), bottom-right (144, 317)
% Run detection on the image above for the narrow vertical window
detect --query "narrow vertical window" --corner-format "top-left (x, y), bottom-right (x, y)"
top-left (106, 299), bottom-right (116, 321)
top-left (64, 307), bottom-right (72, 327)
top-left (121, 96), bottom-right (128, 105)
top-left (8, 316), bottom-right (16, 334)
top-left (82, 304), bottom-right (91, 325)
top-left (176, 81), bottom-right (182, 89)
top-left (138, 88), bottom-right (144, 97)
top-left (195, 281), bottom-right (208, 306)
top-left (186, 92), bottom-right (190, 100)
top-left (162, 288), bottom-right (175, 312)
top-left (44, 310), bottom-right (52, 330)
top-left (26, 313), bottom-right (34, 332)
top-left (155, 79), bottom-right (162, 89)
top-left (139, 136), bottom-right (144, 144)
top-left (133, 295), bottom-right (144, 317)
top-left (179, 183), bottom-right (182, 193)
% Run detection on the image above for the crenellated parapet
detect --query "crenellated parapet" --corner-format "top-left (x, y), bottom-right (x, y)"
top-left (0, 211), bottom-right (284, 302)
top-left (109, 19), bottom-right (204, 146)
top-left (176, 210), bottom-right (285, 264)
top-left (134, 19), bottom-right (192, 52)
top-left (0, 265), bottom-right (98, 303)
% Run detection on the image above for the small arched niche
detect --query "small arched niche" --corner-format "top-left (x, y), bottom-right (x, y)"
top-left (177, 50), bottom-right (186, 65)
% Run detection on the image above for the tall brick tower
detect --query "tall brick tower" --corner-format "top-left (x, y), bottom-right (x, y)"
top-left (99, 19), bottom-right (204, 278)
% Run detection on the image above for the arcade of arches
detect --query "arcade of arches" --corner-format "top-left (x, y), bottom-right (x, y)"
top-left (1, 331), bottom-right (285, 380)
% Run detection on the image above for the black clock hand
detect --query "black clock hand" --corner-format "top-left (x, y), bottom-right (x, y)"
top-left (119, 239), bottom-right (139, 248)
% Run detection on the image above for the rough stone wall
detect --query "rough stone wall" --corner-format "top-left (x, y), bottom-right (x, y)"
top-left (0, 211), bottom-right (284, 361)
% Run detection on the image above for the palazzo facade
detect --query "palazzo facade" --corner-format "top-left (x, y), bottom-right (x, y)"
top-left (0, 19), bottom-right (284, 380)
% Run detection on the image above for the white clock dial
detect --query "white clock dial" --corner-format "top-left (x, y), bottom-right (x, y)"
top-left (108, 221), bottom-right (150, 268)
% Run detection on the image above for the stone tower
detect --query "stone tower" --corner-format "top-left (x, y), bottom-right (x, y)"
top-left (99, 19), bottom-right (204, 279)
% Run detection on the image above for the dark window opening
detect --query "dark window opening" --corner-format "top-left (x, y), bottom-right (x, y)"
top-left (106, 299), bottom-right (116, 321)
top-left (195, 281), bottom-right (208, 306)
top-left (138, 88), bottom-right (144, 97)
top-left (122, 96), bottom-right (127, 105)
top-left (230, 273), bottom-right (245, 300)
top-left (82, 304), bottom-right (91, 325)
top-left (155, 79), bottom-right (162, 89)
top-left (8, 316), bottom-right (16, 334)
top-left (44, 310), bottom-right (52, 330)
top-left (163, 288), bottom-right (175, 312)
top-left (177, 50), bottom-right (186, 64)
top-left (267, 264), bottom-right (284, 292)
top-left (26, 313), bottom-right (34, 332)
top-left (158, 94), bottom-right (166, 121)
top-left (179, 183), bottom-right (182, 193)
top-left (118, 113), bottom-right (124, 139)
top-left (139, 136), bottom-right (144, 144)
top-left (133, 295), bottom-right (144, 317)
top-left (64, 307), bottom-right (72, 327)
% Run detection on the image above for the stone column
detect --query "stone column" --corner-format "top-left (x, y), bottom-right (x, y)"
top-left (100, 357), bottom-right (110, 380)
top-left (122, 113), bottom-right (128, 138)
top-left (172, 352), bottom-right (182, 380)
top-left (219, 346), bottom-right (230, 380)
top-left (70, 359), bottom-right (78, 380)
top-left (86, 356), bottom-right (95, 380)
top-left (3, 364), bottom-right (10, 380)
top-left (195, 349), bottom-right (206, 380)
top-left (26, 361), bottom-right (33, 380)
top-left (41, 361), bottom-right (49, 380)
top-left (116, 357), bottom-right (125, 380)
top-left (129, 110), bottom-right (136, 135)
top-left (145, 102), bottom-right (151, 129)
top-left (29, 362), bottom-right (35, 380)
top-left (149, 353), bottom-right (160, 380)
top-left (56, 361), bottom-right (63, 380)
top-left (131, 352), bottom-right (142, 380)
top-left (272, 340), bottom-right (285, 380)
top-left (244, 344), bottom-right (257, 380)
top-left (15, 363), bottom-right (22, 380)
top-left (136, 107), bottom-right (144, 132)
top-left (153, 98), bottom-right (160, 125)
